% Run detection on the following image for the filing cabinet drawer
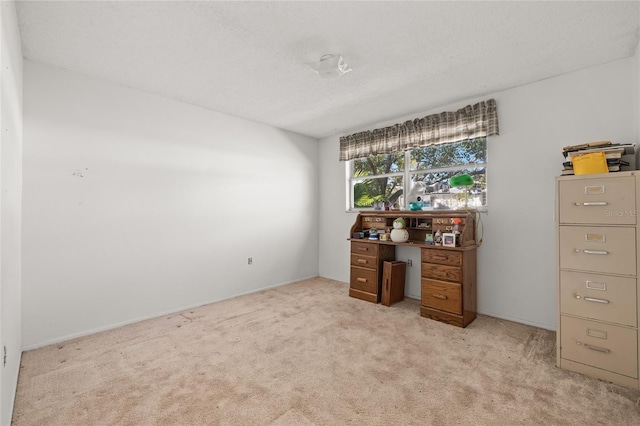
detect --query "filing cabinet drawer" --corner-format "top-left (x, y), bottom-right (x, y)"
top-left (560, 315), bottom-right (638, 378)
top-left (421, 249), bottom-right (462, 266)
top-left (422, 262), bottom-right (462, 283)
top-left (559, 226), bottom-right (636, 275)
top-left (560, 271), bottom-right (637, 327)
top-left (421, 278), bottom-right (462, 315)
top-left (351, 241), bottom-right (379, 256)
top-left (351, 253), bottom-right (377, 269)
top-left (558, 176), bottom-right (636, 225)
top-left (350, 266), bottom-right (378, 294)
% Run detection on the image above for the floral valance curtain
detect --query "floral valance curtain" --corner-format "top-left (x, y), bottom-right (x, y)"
top-left (339, 99), bottom-right (499, 161)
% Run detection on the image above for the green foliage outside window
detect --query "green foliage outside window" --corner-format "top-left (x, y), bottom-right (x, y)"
top-left (349, 139), bottom-right (487, 210)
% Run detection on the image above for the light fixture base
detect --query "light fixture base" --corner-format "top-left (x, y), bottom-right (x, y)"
top-left (305, 54), bottom-right (352, 78)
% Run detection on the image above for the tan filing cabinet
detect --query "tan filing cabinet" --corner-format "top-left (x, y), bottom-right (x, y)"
top-left (556, 171), bottom-right (640, 389)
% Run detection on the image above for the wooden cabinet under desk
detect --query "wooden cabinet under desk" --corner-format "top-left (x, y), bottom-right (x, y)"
top-left (349, 241), bottom-right (395, 303)
top-left (348, 210), bottom-right (478, 327)
top-left (421, 246), bottom-right (477, 327)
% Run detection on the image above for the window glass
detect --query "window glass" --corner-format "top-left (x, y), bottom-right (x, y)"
top-left (410, 139), bottom-right (486, 170)
top-left (410, 168), bottom-right (486, 209)
top-left (352, 176), bottom-right (404, 208)
top-left (352, 152), bottom-right (404, 176)
top-left (347, 138), bottom-right (487, 211)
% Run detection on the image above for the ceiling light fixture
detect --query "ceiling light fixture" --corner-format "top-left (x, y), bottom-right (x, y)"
top-left (305, 54), bottom-right (352, 78)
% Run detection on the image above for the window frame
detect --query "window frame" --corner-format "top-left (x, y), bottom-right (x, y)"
top-left (346, 140), bottom-right (488, 212)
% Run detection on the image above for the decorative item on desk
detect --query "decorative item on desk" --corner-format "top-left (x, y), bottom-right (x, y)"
top-left (434, 229), bottom-right (442, 246)
top-left (390, 217), bottom-right (409, 243)
top-left (409, 201), bottom-right (422, 211)
top-left (442, 232), bottom-right (457, 247)
top-left (421, 196), bottom-right (432, 210)
top-left (368, 228), bottom-right (379, 240)
top-left (425, 233), bottom-right (434, 245)
top-left (452, 223), bottom-right (461, 246)
top-left (449, 174), bottom-right (474, 208)
top-left (407, 182), bottom-right (427, 211)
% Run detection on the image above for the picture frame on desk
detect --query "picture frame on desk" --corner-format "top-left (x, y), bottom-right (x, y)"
top-left (424, 233), bottom-right (434, 245)
top-left (442, 233), bottom-right (456, 247)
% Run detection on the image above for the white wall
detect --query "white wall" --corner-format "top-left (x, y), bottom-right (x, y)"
top-left (319, 58), bottom-right (636, 330)
top-left (635, 41), bottom-right (640, 149)
top-left (0, 1), bottom-right (22, 424)
top-left (22, 61), bottom-right (319, 349)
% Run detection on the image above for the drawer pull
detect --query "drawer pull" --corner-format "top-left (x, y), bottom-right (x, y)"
top-left (584, 296), bottom-right (610, 304)
top-left (574, 202), bottom-right (608, 206)
top-left (575, 294), bottom-right (610, 304)
top-left (357, 277), bottom-right (367, 283)
top-left (356, 259), bottom-right (367, 264)
top-left (575, 249), bottom-right (609, 255)
top-left (358, 247), bottom-right (368, 252)
top-left (582, 343), bottom-right (611, 354)
top-left (432, 294), bottom-right (448, 300)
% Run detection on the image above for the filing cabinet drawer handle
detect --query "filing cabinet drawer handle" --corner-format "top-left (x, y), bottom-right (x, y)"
top-left (574, 202), bottom-right (608, 206)
top-left (575, 294), bottom-right (610, 304)
top-left (357, 278), bottom-right (367, 283)
top-left (575, 249), bottom-right (609, 255)
top-left (584, 296), bottom-right (610, 304)
top-left (358, 247), bottom-right (368, 252)
top-left (356, 259), bottom-right (367, 264)
top-left (582, 343), bottom-right (611, 354)
top-left (432, 294), bottom-right (448, 300)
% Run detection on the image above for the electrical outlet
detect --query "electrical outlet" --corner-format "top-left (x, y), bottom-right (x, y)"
top-left (248, 257), bottom-right (253, 265)
top-left (407, 259), bottom-right (413, 267)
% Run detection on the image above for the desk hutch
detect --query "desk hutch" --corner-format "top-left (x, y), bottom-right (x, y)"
top-left (348, 210), bottom-right (478, 328)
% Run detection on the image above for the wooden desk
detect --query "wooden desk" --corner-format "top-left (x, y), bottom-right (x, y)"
top-left (349, 210), bottom-right (478, 328)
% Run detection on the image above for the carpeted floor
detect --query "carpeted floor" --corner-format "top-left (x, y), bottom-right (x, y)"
top-left (12, 277), bottom-right (640, 425)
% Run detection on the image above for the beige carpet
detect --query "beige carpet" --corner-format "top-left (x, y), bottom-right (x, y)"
top-left (12, 277), bottom-right (640, 425)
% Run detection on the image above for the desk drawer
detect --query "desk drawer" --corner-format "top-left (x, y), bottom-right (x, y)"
top-left (362, 216), bottom-right (388, 230)
top-left (560, 271), bottom-right (637, 327)
top-left (351, 241), bottom-right (379, 256)
top-left (351, 253), bottom-right (377, 269)
top-left (350, 266), bottom-right (378, 294)
top-left (422, 262), bottom-right (462, 283)
top-left (421, 278), bottom-right (462, 315)
top-left (558, 176), bottom-right (636, 225)
top-left (421, 249), bottom-right (462, 267)
top-left (559, 226), bottom-right (636, 275)
top-left (560, 315), bottom-right (638, 378)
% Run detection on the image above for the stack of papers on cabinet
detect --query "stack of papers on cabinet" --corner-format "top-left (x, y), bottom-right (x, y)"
top-left (561, 141), bottom-right (635, 176)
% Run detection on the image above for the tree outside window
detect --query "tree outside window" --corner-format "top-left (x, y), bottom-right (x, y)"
top-left (348, 138), bottom-right (487, 210)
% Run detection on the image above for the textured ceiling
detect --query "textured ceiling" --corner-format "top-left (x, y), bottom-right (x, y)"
top-left (16, 1), bottom-right (640, 139)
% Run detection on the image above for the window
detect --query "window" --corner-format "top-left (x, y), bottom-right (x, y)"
top-left (348, 138), bottom-right (487, 211)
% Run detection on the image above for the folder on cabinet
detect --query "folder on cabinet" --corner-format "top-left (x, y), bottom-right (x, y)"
top-left (572, 152), bottom-right (609, 176)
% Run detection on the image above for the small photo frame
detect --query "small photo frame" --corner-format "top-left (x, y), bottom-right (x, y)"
top-left (442, 233), bottom-right (456, 247)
